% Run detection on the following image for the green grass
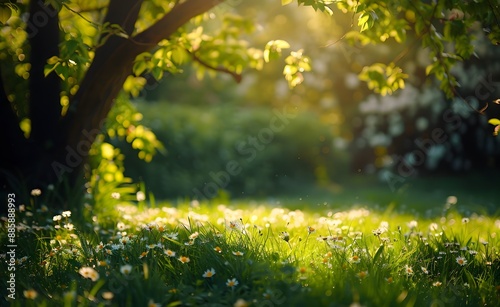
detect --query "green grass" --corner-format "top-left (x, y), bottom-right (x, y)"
top-left (1, 184), bottom-right (499, 306)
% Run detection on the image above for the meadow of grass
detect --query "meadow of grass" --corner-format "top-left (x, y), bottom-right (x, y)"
top-left (1, 185), bottom-right (499, 306)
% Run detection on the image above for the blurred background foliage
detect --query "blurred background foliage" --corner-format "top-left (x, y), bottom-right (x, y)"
top-left (103, 0), bottom-right (500, 201)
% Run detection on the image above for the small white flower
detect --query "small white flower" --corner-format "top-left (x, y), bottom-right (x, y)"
top-left (120, 264), bottom-right (132, 275)
top-left (407, 220), bottom-right (418, 230)
top-left (446, 196), bottom-right (457, 205)
top-left (226, 278), bottom-right (239, 288)
top-left (404, 264), bottom-right (414, 275)
top-left (188, 231), bottom-right (199, 240)
top-left (166, 232), bottom-right (178, 240)
top-left (456, 256), bottom-right (467, 266)
top-left (164, 249), bottom-right (176, 257)
top-left (78, 267), bottom-right (99, 281)
top-left (53, 215), bottom-right (62, 222)
top-left (178, 256), bottom-right (190, 263)
top-left (429, 223), bottom-right (439, 231)
top-left (62, 211), bottom-right (71, 218)
top-left (30, 189), bottom-right (42, 196)
top-left (23, 289), bottom-right (38, 299)
top-left (136, 191), bottom-right (146, 201)
top-left (202, 268), bottom-right (216, 278)
top-left (117, 222), bottom-right (127, 231)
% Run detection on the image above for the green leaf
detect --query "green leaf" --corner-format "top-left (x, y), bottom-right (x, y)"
top-left (133, 60), bottom-right (148, 76)
top-left (273, 40), bottom-right (291, 49)
top-left (171, 48), bottom-right (188, 65)
top-left (0, 6), bottom-right (12, 24)
top-left (151, 66), bottom-right (163, 80)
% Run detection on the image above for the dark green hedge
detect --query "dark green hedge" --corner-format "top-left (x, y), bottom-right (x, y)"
top-left (116, 103), bottom-right (347, 200)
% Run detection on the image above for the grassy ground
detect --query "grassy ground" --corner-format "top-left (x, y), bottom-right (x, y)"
top-left (1, 177), bottom-right (499, 306)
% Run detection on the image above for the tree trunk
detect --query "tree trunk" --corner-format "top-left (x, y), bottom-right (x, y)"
top-left (0, 1), bottom-right (60, 200)
top-left (27, 0), bottom-right (63, 184)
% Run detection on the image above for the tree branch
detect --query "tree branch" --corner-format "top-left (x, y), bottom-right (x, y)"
top-left (64, 0), bottom-right (145, 160)
top-left (133, 0), bottom-right (225, 50)
top-left (188, 49), bottom-right (242, 83)
top-left (63, 0), bottom-right (227, 182)
top-left (66, 0), bottom-right (144, 120)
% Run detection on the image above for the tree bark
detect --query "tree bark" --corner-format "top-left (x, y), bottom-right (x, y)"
top-left (0, 1), bottom-right (61, 192)
top-left (0, 68), bottom-right (29, 187)
top-left (26, 0), bottom-right (62, 184)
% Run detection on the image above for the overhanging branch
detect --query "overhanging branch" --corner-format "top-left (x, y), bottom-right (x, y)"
top-left (132, 0), bottom-right (225, 50)
top-left (188, 49), bottom-right (242, 83)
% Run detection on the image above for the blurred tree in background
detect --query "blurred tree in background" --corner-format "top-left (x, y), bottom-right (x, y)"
top-left (130, 0), bottom-right (500, 198)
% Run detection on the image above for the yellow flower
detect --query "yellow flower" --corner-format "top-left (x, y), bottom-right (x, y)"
top-left (178, 256), bottom-right (190, 264)
top-left (214, 246), bottom-right (222, 253)
top-left (202, 268), bottom-right (216, 278)
top-left (23, 289), bottom-right (38, 299)
top-left (232, 251), bottom-right (244, 256)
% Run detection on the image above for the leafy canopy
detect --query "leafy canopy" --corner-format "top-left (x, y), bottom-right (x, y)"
top-left (2, 0), bottom-right (499, 119)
